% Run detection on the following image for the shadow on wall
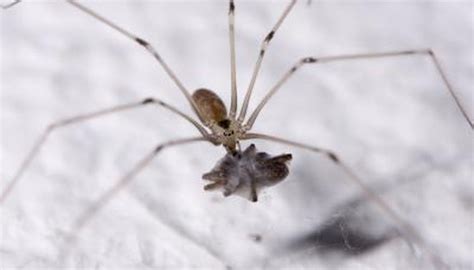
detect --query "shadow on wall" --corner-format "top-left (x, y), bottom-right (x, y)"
top-left (285, 194), bottom-right (397, 256)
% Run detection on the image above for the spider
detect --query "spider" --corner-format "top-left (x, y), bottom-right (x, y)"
top-left (1, 0), bottom-right (472, 268)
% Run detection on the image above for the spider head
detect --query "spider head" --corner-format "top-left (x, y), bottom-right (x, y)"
top-left (211, 117), bottom-right (244, 151)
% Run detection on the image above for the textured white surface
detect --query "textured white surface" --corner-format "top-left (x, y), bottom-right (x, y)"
top-left (1, 0), bottom-right (473, 269)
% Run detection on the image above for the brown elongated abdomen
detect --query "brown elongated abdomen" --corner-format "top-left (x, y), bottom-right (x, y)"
top-left (192, 88), bottom-right (227, 123)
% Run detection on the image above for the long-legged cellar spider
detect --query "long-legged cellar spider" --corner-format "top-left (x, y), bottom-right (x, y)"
top-left (1, 0), bottom-right (472, 269)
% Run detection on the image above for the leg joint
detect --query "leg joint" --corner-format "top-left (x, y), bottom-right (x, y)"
top-left (302, 57), bottom-right (317, 63)
top-left (264, 31), bottom-right (275, 42)
top-left (229, 0), bottom-right (235, 13)
top-left (154, 145), bottom-right (164, 153)
top-left (326, 151), bottom-right (340, 163)
top-left (135, 37), bottom-right (149, 47)
top-left (142, 98), bottom-right (155, 104)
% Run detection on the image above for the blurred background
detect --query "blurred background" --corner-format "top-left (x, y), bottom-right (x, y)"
top-left (1, 0), bottom-right (472, 269)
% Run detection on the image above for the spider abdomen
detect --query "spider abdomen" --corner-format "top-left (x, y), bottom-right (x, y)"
top-left (192, 88), bottom-right (227, 124)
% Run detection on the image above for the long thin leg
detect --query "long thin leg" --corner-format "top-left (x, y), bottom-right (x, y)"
top-left (245, 49), bottom-right (473, 130)
top-left (228, 0), bottom-right (238, 117)
top-left (0, 0), bottom-right (20, 9)
top-left (0, 98), bottom-right (211, 204)
top-left (65, 0), bottom-right (205, 123)
top-left (242, 132), bottom-right (448, 268)
top-left (64, 137), bottom-right (208, 248)
top-left (237, 0), bottom-right (297, 122)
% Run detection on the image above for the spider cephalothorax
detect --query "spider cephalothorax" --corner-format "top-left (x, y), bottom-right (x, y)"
top-left (202, 144), bottom-right (292, 202)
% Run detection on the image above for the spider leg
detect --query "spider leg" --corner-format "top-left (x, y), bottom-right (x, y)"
top-left (245, 49), bottom-right (473, 130)
top-left (63, 136), bottom-right (209, 252)
top-left (65, 0), bottom-right (205, 123)
top-left (242, 132), bottom-right (449, 269)
top-left (0, 98), bottom-right (212, 204)
top-left (250, 180), bottom-right (258, 202)
top-left (0, 0), bottom-right (20, 9)
top-left (237, 0), bottom-right (297, 122)
top-left (228, 0), bottom-right (238, 117)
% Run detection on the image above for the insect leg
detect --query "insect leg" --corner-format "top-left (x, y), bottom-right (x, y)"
top-left (0, 0), bottom-right (20, 9)
top-left (63, 136), bottom-right (209, 249)
top-left (242, 132), bottom-right (449, 269)
top-left (228, 0), bottom-right (238, 117)
top-left (237, 0), bottom-right (297, 122)
top-left (66, 0), bottom-right (205, 123)
top-left (245, 49), bottom-right (473, 130)
top-left (1, 98), bottom-right (211, 204)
